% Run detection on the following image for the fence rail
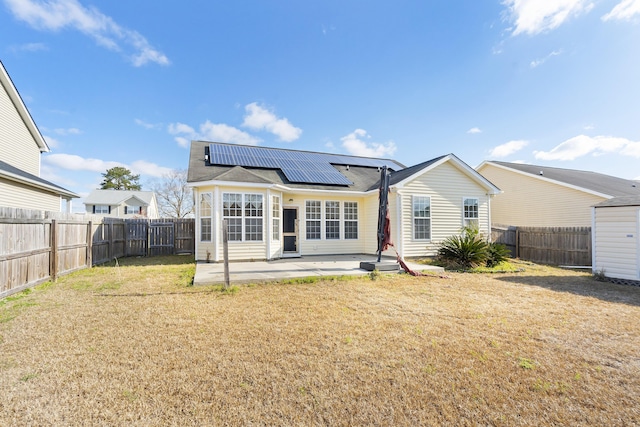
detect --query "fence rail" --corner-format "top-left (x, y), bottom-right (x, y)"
top-left (492, 224), bottom-right (591, 266)
top-left (1, 207), bottom-right (194, 298)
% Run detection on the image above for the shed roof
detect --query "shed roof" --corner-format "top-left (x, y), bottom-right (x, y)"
top-left (594, 196), bottom-right (640, 208)
top-left (481, 161), bottom-right (640, 198)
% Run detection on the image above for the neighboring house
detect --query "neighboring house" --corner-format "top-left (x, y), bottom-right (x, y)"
top-left (187, 141), bottom-right (500, 262)
top-left (0, 61), bottom-right (78, 211)
top-left (592, 196), bottom-right (640, 284)
top-left (476, 161), bottom-right (640, 227)
top-left (83, 190), bottom-right (159, 219)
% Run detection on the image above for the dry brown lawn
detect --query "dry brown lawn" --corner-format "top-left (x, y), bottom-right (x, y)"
top-left (1, 256), bottom-right (639, 426)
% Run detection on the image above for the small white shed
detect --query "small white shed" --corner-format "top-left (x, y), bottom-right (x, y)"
top-left (592, 196), bottom-right (640, 285)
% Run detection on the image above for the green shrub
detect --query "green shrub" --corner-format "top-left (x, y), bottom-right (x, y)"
top-left (436, 224), bottom-right (511, 270)
top-left (437, 226), bottom-right (488, 270)
top-left (486, 242), bottom-right (511, 267)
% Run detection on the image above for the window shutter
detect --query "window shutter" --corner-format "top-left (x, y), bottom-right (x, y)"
top-left (92, 205), bottom-right (95, 214)
top-left (125, 206), bottom-right (128, 215)
top-left (108, 206), bottom-right (111, 214)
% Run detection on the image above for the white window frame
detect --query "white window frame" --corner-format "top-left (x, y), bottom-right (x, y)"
top-left (94, 204), bottom-right (109, 214)
top-left (305, 200), bottom-right (322, 240)
top-left (325, 201), bottom-right (340, 240)
top-left (272, 195), bottom-right (280, 241)
top-left (344, 202), bottom-right (358, 240)
top-left (222, 192), bottom-right (264, 242)
top-left (413, 195), bottom-right (431, 241)
top-left (199, 193), bottom-right (213, 242)
top-left (463, 197), bottom-right (479, 228)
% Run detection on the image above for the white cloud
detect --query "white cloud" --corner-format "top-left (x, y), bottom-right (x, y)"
top-left (200, 121), bottom-right (261, 146)
top-left (53, 127), bottom-right (82, 135)
top-left (467, 127), bottom-right (482, 134)
top-left (43, 135), bottom-right (60, 148)
top-left (340, 129), bottom-right (397, 158)
top-left (168, 120), bottom-right (260, 147)
top-left (129, 160), bottom-right (172, 178)
top-left (602, 0), bottom-right (640, 21)
top-left (9, 42), bottom-right (47, 52)
top-left (43, 153), bottom-right (122, 171)
top-left (4, 0), bottom-right (169, 66)
top-left (242, 103), bottom-right (302, 142)
top-left (533, 135), bottom-right (638, 160)
top-left (490, 140), bottom-right (530, 157)
top-left (135, 119), bottom-right (162, 130)
top-left (530, 49), bottom-right (562, 68)
top-left (42, 153), bottom-right (171, 178)
top-left (503, 0), bottom-right (594, 35)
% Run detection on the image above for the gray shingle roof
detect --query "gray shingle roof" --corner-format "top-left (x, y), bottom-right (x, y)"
top-left (83, 190), bottom-right (155, 206)
top-left (489, 161), bottom-right (640, 198)
top-left (594, 196), bottom-right (640, 207)
top-left (0, 159), bottom-right (78, 198)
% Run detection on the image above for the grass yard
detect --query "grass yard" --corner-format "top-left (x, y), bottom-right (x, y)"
top-left (1, 256), bottom-right (639, 426)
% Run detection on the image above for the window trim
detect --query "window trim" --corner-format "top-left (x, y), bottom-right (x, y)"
top-left (272, 195), bottom-right (280, 241)
top-left (199, 192), bottom-right (213, 242)
top-left (305, 200), bottom-right (322, 240)
top-left (222, 192), bottom-right (264, 243)
top-left (412, 195), bottom-right (431, 241)
top-left (325, 200), bottom-right (340, 240)
top-left (462, 197), bottom-right (479, 228)
top-left (343, 201), bottom-right (358, 240)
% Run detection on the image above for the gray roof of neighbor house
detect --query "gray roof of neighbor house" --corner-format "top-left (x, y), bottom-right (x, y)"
top-left (594, 195), bottom-right (640, 207)
top-left (0, 159), bottom-right (78, 198)
top-left (485, 161), bottom-right (640, 198)
top-left (83, 189), bottom-right (156, 206)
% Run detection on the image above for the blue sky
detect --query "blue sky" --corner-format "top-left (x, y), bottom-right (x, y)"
top-left (1, 0), bottom-right (639, 211)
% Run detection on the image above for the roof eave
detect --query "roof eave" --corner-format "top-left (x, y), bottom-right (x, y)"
top-left (0, 169), bottom-right (78, 198)
top-left (0, 61), bottom-right (49, 153)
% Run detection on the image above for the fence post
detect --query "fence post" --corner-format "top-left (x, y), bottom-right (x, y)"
top-left (515, 228), bottom-right (520, 259)
top-left (108, 222), bottom-right (114, 260)
top-left (50, 219), bottom-right (58, 281)
top-left (86, 221), bottom-right (93, 267)
top-left (146, 219), bottom-right (151, 257)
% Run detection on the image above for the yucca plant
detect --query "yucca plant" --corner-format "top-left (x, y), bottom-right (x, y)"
top-left (437, 225), bottom-right (488, 270)
top-left (486, 242), bottom-right (511, 267)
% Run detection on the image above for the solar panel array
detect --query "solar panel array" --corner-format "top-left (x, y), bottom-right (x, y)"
top-left (209, 143), bottom-right (400, 185)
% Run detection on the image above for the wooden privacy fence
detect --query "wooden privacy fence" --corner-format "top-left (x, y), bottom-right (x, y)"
top-left (1, 208), bottom-right (194, 298)
top-left (492, 225), bottom-right (592, 266)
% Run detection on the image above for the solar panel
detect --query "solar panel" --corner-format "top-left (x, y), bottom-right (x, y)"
top-left (208, 143), bottom-right (400, 185)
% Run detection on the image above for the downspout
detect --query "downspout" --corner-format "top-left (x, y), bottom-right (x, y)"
top-left (487, 193), bottom-right (492, 242)
top-left (591, 206), bottom-right (596, 274)
top-left (396, 191), bottom-right (403, 258)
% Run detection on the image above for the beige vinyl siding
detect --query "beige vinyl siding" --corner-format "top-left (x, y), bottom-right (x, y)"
top-left (298, 194), bottom-right (368, 256)
top-left (399, 161), bottom-right (491, 258)
top-left (593, 206), bottom-right (639, 281)
top-left (0, 84), bottom-right (41, 176)
top-left (0, 178), bottom-right (61, 211)
top-left (479, 163), bottom-right (605, 227)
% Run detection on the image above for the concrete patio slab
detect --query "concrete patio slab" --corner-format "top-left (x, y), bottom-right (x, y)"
top-left (193, 254), bottom-right (445, 286)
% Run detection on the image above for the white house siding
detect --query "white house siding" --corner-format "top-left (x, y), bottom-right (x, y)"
top-left (399, 161), bottom-right (491, 258)
top-left (478, 163), bottom-right (604, 227)
top-left (0, 178), bottom-right (61, 211)
top-left (593, 206), bottom-right (639, 281)
top-left (0, 85), bottom-right (41, 176)
top-left (296, 193), bottom-right (368, 256)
